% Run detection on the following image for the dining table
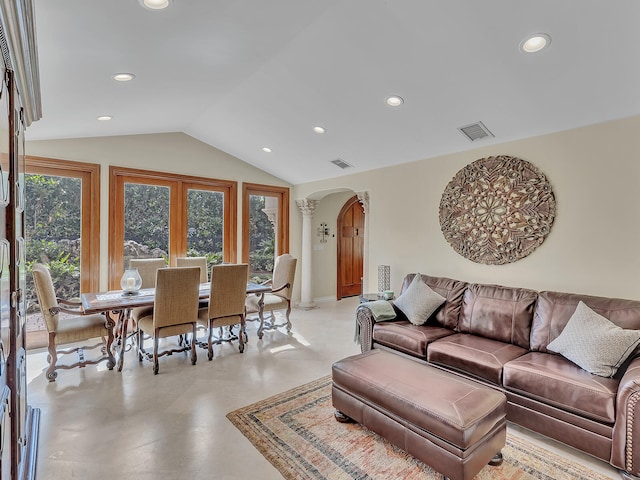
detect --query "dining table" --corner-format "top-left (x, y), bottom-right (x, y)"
top-left (81, 281), bottom-right (271, 371)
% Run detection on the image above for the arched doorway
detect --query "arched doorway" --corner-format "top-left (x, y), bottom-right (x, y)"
top-left (336, 195), bottom-right (364, 299)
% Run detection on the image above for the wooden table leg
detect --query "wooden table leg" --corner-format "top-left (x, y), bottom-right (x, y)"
top-left (117, 309), bottom-right (130, 372)
top-left (257, 292), bottom-right (266, 339)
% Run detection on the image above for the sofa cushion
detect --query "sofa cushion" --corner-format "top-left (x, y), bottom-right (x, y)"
top-left (398, 274), bottom-right (467, 330)
top-left (427, 333), bottom-right (528, 385)
top-left (503, 352), bottom-right (618, 424)
top-left (394, 274), bottom-right (446, 325)
top-left (547, 301), bottom-right (640, 377)
top-left (458, 283), bottom-right (537, 349)
top-left (531, 290), bottom-right (640, 353)
top-left (373, 321), bottom-right (455, 359)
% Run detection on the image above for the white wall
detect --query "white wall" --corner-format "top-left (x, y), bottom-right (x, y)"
top-left (27, 117), bottom-right (640, 303)
top-left (26, 132), bottom-right (291, 289)
top-left (292, 115), bottom-right (640, 301)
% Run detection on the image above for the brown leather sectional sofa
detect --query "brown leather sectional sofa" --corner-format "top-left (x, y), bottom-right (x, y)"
top-left (356, 273), bottom-right (640, 479)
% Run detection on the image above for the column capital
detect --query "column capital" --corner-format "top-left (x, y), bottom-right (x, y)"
top-left (356, 191), bottom-right (369, 215)
top-left (296, 199), bottom-right (319, 216)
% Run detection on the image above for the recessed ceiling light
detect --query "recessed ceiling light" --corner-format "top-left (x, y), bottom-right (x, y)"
top-left (262, 147), bottom-right (272, 153)
top-left (313, 126), bottom-right (326, 134)
top-left (385, 95), bottom-right (404, 107)
top-left (520, 33), bottom-right (551, 53)
top-left (113, 73), bottom-right (135, 82)
top-left (139, 0), bottom-right (171, 10)
top-left (97, 115), bottom-right (112, 121)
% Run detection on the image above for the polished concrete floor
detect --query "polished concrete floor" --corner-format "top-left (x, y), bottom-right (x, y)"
top-left (27, 297), bottom-right (617, 479)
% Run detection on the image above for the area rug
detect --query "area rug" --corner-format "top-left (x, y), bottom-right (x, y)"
top-left (227, 375), bottom-right (615, 480)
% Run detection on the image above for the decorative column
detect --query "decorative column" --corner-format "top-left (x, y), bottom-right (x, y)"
top-left (356, 191), bottom-right (370, 293)
top-left (296, 199), bottom-right (319, 309)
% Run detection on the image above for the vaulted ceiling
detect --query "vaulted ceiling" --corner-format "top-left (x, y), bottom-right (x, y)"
top-left (28, 0), bottom-right (640, 184)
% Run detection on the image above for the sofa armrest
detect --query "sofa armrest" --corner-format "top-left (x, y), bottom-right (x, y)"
top-left (612, 355), bottom-right (640, 476)
top-left (355, 303), bottom-right (406, 353)
top-left (356, 304), bottom-right (375, 352)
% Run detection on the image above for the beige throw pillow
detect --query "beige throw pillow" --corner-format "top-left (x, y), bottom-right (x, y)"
top-left (393, 274), bottom-right (445, 326)
top-left (547, 301), bottom-right (640, 377)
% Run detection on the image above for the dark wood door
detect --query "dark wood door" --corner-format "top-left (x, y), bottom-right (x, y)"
top-left (9, 74), bottom-right (31, 480)
top-left (0, 66), bottom-right (39, 480)
top-left (0, 62), bottom-right (13, 480)
top-left (337, 196), bottom-right (364, 299)
top-left (0, 7), bottom-right (41, 479)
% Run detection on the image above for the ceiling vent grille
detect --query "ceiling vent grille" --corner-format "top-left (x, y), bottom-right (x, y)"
top-left (330, 158), bottom-right (353, 169)
top-left (458, 121), bottom-right (494, 142)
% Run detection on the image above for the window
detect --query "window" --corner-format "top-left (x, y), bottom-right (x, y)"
top-left (186, 187), bottom-right (225, 263)
top-left (242, 183), bottom-right (289, 281)
top-left (24, 157), bottom-right (100, 341)
top-left (109, 167), bottom-right (236, 289)
top-left (25, 157), bottom-right (100, 294)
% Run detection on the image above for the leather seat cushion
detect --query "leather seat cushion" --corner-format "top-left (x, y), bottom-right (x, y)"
top-left (332, 350), bottom-right (506, 449)
top-left (373, 321), bottom-right (455, 358)
top-left (503, 352), bottom-right (618, 424)
top-left (427, 333), bottom-right (527, 385)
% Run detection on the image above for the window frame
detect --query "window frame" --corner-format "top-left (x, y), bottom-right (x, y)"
top-left (26, 156), bottom-right (101, 293)
top-left (109, 166), bottom-right (237, 289)
top-left (241, 182), bottom-right (290, 266)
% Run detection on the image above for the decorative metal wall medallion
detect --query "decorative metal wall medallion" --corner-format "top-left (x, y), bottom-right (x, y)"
top-left (439, 155), bottom-right (556, 265)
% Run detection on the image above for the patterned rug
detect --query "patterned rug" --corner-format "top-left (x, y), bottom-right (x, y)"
top-left (227, 376), bottom-right (615, 480)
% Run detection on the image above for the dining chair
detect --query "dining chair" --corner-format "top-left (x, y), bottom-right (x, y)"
top-left (129, 258), bottom-right (166, 288)
top-left (245, 254), bottom-right (297, 339)
top-left (197, 263), bottom-right (249, 360)
top-left (136, 266), bottom-right (200, 374)
top-left (129, 258), bottom-right (166, 322)
top-left (176, 256), bottom-right (208, 283)
top-left (31, 263), bottom-right (116, 382)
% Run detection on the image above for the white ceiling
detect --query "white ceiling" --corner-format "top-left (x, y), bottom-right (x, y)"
top-left (28, 0), bottom-right (640, 184)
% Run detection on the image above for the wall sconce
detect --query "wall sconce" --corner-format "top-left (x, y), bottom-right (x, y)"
top-left (317, 222), bottom-right (331, 243)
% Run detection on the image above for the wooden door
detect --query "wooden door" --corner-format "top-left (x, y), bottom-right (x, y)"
top-left (337, 196), bottom-right (364, 299)
top-left (0, 62), bottom-right (13, 480)
top-left (0, 5), bottom-right (42, 479)
top-left (9, 75), bottom-right (31, 479)
top-left (0, 66), bottom-right (39, 480)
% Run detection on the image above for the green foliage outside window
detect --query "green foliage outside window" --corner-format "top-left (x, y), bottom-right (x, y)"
top-left (24, 176), bottom-right (277, 311)
top-left (25, 174), bottom-right (81, 312)
top-left (248, 195), bottom-right (276, 281)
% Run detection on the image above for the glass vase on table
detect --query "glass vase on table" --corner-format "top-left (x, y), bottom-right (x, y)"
top-left (120, 268), bottom-right (142, 295)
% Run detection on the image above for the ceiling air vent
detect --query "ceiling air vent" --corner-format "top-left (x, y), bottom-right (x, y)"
top-left (458, 121), bottom-right (494, 142)
top-left (330, 158), bottom-right (353, 169)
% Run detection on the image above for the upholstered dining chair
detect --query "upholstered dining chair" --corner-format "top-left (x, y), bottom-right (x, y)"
top-left (129, 258), bottom-right (166, 323)
top-left (197, 263), bottom-right (249, 360)
top-left (31, 263), bottom-right (116, 382)
top-left (136, 266), bottom-right (200, 374)
top-left (245, 254), bottom-right (297, 339)
top-left (176, 256), bottom-right (208, 283)
top-left (129, 257), bottom-right (166, 288)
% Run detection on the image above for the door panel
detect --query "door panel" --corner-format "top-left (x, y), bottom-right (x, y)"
top-left (0, 65), bottom-right (9, 480)
top-left (337, 196), bottom-right (364, 299)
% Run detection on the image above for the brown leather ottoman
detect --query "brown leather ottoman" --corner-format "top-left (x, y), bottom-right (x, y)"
top-left (332, 350), bottom-right (506, 480)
